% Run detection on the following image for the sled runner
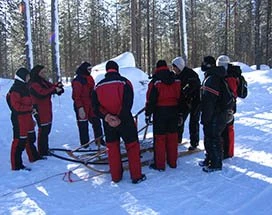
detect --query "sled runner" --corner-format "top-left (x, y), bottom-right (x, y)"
top-left (49, 107), bottom-right (204, 173)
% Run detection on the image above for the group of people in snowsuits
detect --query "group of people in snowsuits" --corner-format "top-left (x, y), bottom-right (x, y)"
top-left (7, 65), bottom-right (64, 171)
top-left (145, 55), bottom-right (244, 173)
top-left (7, 54), bottom-right (244, 183)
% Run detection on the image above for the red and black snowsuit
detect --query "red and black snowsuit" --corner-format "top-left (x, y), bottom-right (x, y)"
top-left (29, 66), bottom-right (58, 156)
top-left (222, 64), bottom-right (241, 158)
top-left (201, 66), bottom-right (228, 169)
top-left (145, 66), bottom-right (182, 170)
top-left (92, 68), bottom-right (143, 183)
top-left (7, 71), bottom-right (41, 170)
top-left (176, 67), bottom-right (201, 146)
top-left (72, 62), bottom-right (103, 146)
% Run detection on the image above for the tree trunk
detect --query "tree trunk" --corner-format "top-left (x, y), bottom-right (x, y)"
top-left (151, 0), bottom-right (156, 74)
top-left (266, 0), bottom-right (271, 65)
top-left (51, 0), bottom-right (60, 82)
top-left (131, 0), bottom-right (137, 64)
top-left (254, 0), bottom-right (261, 69)
top-left (22, 0), bottom-right (33, 69)
top-left (224, 0), bottom-right (229, 55)
top-left (146, 0), bottom-right (151, 76)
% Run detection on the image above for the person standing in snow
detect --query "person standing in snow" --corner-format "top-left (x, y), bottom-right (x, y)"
top-left (29, 65), bottom-right (64, 156)
top-left (216, 55), bottom-right (241, 159)
top-left (171, 56), bottom-right (201, 150)
top-left (145, 60), bottom-right (183, 171)
top-left (92, 60), bottom-right (146, 184)
top-left (6, 68), bottom-right (43, 171)
top-left (72, 62), bottom-right (104, 148)
top-left (199, 56), bottom-right (228, 172)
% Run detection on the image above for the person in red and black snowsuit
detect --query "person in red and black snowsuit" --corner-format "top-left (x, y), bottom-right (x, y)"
top-left (145, 60), bottom-right (183, 171)
top-left (72, 62), bottom-right (104, 147)
top-left (199, 56), bottom-right (228, 172)
top-left (7, 68), bottom-right (42, 171)
top-left (216, 55), bottom-right (241, 159)
top-left (29, 65), bottom-right (64, 156)
top-left (92, 60), bottom-right (146, 184)
top-left (171, 56), bottom-right (201, 150)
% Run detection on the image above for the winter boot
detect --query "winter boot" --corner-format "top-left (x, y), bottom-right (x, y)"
top-left (132, 174), bottom-right (146, 184)
top-left (202, 166), bottom-right (222, 173)
top-left (198, 158), bottom-right (210, 167)
top-left (149, 163), bottom-right (165, 172)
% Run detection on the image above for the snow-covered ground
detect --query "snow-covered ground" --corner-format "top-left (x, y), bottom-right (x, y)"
top-left (0, 53), bottom-right (272, 214)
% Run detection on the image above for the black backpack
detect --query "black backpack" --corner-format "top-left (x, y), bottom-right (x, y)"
top-left (219, 78), bottom-right (236, 111)
top-left (237, 75), bottom-right (248, 98)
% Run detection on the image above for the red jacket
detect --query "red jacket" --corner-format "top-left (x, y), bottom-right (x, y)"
top-left (7, 80), bottom-right (33, 114)
top-left (72, 75), bottom-right (95, 118)
top-left (225, 77), bottom-right (238, 98)
top-left (7, 80), bottom-right (35, 137)
top-left (92, 71), bottom-right (134, 120)
top-left (29, 79), bottom-right (56, 124)
top-left (145, 67), bottom-right (182, 116)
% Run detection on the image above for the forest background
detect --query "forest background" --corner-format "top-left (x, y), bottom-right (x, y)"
top-left (0, 0), bottom-right (271, 81)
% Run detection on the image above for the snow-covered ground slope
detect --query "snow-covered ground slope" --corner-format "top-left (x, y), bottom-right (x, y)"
top-left (0, 54), bottom-right (271, 214)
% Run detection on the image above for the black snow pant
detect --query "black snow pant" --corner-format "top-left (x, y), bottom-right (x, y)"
top-left (37, 123), bottom-right (52, 156)
top-left (77, 117), bottom-right (103, 146)
top-left (178, 101), bottom-right (200, 146)
top-left (203, 112), bottom-right (227, 168)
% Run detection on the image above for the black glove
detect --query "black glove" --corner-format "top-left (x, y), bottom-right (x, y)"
top-left (32, 108), bottom-right (38, 116)
top-left (57, 82), bottom-right (64, 88)
top-left (145, 115), bottom-right (152, 125)
top-left (56, 87), bottom-right (64, 96)
top-left (178, 113), bottom-right (183, 126)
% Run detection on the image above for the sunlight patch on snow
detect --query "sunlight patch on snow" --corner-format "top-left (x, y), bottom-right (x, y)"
top-left (91, 175), bottom-right (107, 186)
top-left (254, 112), bottom-right (272, 120)
top-left (236, 148), bottom-right (272, 168)
top-left (228, 165), bottom-right (272, 184)
top-left (120, 192), bottom-right (159, 215)
top-left (35, 186), bottom-right (49, 196)
top-left (245, 70), bottom-right (272, 84)
top-left (236, 117), bottom-right (272, 133)
top-left (246, 171), bottom-right (272, 184)
top-left (9, 195), bottom-right (45, 215)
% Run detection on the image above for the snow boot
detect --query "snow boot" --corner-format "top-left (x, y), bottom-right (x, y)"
top-left (198, 158), bottom-right (210, 167)
top-left (202, 166), bottom-right (222, 173)
top-left (132, 174), bottom-right (146, 184)
top-left (149, 163), bottom-right (165, 172)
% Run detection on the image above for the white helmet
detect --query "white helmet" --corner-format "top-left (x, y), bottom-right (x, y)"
top-left (216, 55), bottom-right (230, 69)
top-left (172, 57), bottom-right (185, 72)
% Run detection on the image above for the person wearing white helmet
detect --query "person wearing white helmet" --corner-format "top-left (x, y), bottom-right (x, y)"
top-left (216, 55), bottom-right (242, 159)
top-left (171, 56), bottom-right (201, 151)
top-left (216, 55), bottom-right (230, 70)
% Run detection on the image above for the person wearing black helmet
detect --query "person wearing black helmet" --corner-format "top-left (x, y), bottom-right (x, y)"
top-left (6, 68), bottom-right (43, 171)
top-left (199, 56), bottom-right (228, 173)
top-left (29, 65), bottom-right (64, 156)
top-left (92, 60), bottom-right (146, 184)
top-left (145, 60), bottom-right (183, 171)
top-left (72, 62), bottom-right (104, 148)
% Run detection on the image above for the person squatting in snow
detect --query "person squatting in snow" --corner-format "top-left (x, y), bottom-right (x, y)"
top-left (171, 56), bottom-right (201, 151)
top-left (92, 60), bottom-right (146, 184)
top-left (145, 60), bottom-right (185, 171)
top-left (29, 65), bottom-right (64, 157)
top-left (72, 62), bottom-right (105, 148)
top-left (6, 68), bottom-right (44, 171)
